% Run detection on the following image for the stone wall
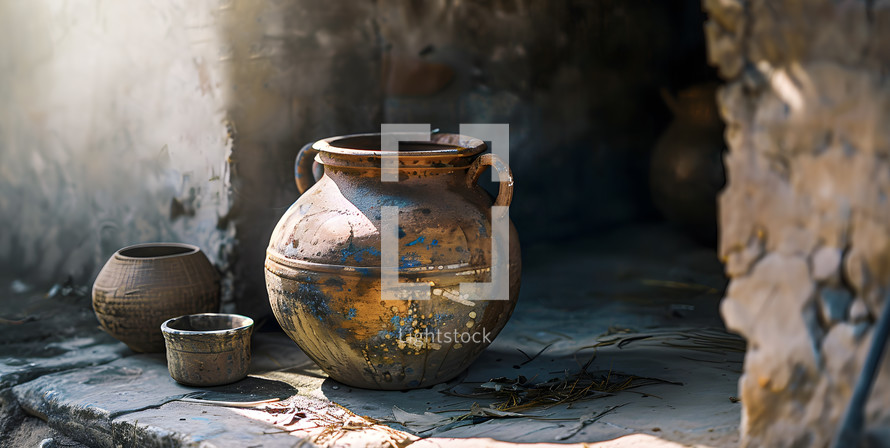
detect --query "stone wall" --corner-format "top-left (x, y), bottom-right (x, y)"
top-left (705, 0), bottom-right (890, 445)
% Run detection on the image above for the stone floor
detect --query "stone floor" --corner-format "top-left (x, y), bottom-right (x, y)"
top-left (0, 224), bottom-right (743, 447)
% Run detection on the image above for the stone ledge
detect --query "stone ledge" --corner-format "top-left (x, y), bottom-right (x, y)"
top-left (12, 342), bottom-right (738, 448)
top-left (5, 226), bottom-right (742, 447)
top-left (11, 353), bottom-right (403, 448)
top-left (0, 336), bottom-right (126, 391)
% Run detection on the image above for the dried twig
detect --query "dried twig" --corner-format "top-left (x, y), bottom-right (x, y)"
top-left (556, 403), bottom-right (629, 440)
top-left (516, 343), bottom-right (553, 367)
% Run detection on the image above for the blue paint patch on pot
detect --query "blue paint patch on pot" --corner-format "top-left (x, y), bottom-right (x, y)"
top-left (478, 221), bottom-right (489, 237)
top-left (432, 313), bottom-right (452, 324)
top-left (295, 283), bottom-right (332, 322)
top-left (379, 329), bottom-right (402, 339)
top-left (400, 252), bottom-right (421, 268)
top-left (346, 308), bottom-right (357, 320)
top-left (405, 236), bottom-right (425, 246)
top-left (340, 244), bottom-right (381, 264)
top-left (426, 239), bottom-right (438, 249)
top-left (387, 314), bottom-right (416, 338)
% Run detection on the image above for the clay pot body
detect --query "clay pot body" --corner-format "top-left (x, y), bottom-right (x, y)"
top-left (162, 313), bottom-right (254, 387)
top-left (92, 243), bottom-right (221, 353)
top-left (650, 84), bottom-right (726, 245)
top-left (265, 133), bottom-right (521, 390)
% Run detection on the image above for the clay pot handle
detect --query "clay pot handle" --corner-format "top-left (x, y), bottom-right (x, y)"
top-left (295, 141), bottom-right (322, 194)
top-left (466, 153), bottom-right (514, 207)
top-left (660, 87), bottom-right (680, 116)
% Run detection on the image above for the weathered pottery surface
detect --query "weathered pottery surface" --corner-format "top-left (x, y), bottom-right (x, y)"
top-left (92, 243), bottom-right (221, 353)
top-left (265, 133), bottom-right (521, 390)
top-left (162, 313), bottom-right (254, 386)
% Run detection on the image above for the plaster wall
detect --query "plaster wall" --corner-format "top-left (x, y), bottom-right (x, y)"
top-left (0, 0), bottom-right (236, 306)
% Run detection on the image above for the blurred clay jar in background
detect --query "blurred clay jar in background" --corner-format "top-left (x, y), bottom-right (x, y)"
top-left (92, 243), bottom-right (221, 353)
top-left (650, 84), bottom-right (727, 246)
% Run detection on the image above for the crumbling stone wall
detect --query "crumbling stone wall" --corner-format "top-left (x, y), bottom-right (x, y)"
top-left (704, 0), bottom-right (890, 445)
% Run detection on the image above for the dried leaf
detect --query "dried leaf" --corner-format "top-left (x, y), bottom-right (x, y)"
top-left (392, 406), bottom-right (454, 433)
top-left (469, 403), bottom-right (528, 418)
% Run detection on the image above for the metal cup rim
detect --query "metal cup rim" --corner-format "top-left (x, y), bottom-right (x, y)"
top-left (161, 313), bottom-right (254, 336)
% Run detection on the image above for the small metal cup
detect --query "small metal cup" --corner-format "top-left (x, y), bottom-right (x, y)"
top-left (161, 313), bottom-right (254, 386)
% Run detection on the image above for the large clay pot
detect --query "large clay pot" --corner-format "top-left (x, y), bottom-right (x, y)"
top-left (92, 243), bottom-right (221, 353)
top-left (265, 133), bottom-right (521, 390)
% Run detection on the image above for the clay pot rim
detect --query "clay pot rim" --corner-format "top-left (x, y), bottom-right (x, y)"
top-left (114, 242), bottom-right (200, 261)
top-left (161, 313), bottom-right (254, 336)
top-left (315, 132), bottom-right (486, 159)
